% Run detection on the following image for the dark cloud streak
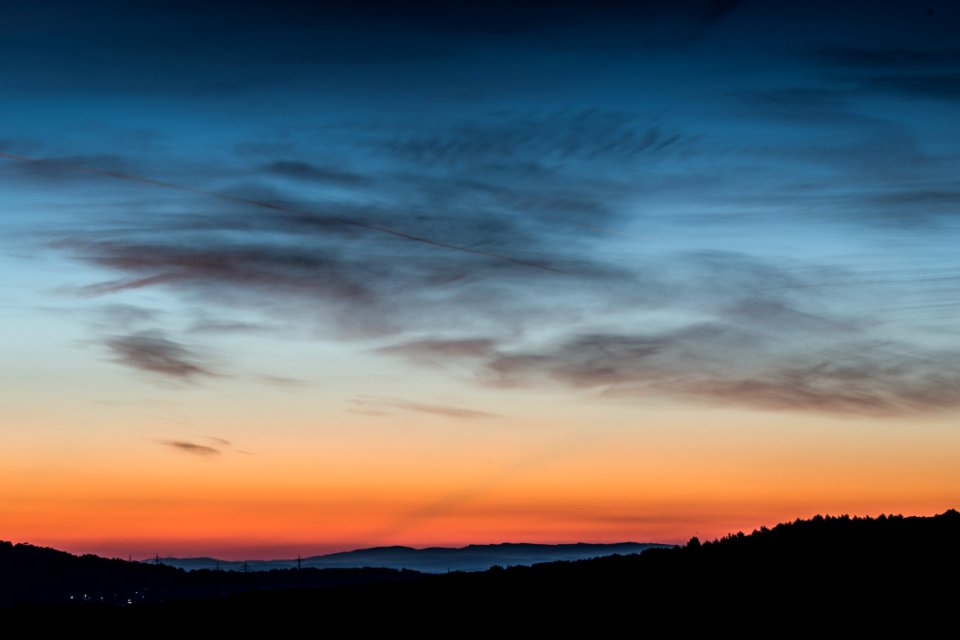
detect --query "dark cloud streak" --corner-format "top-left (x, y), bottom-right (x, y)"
top-left (0, 151), bottom-right (559, 273)
top-left (161, 440), bottom-right (221, 456)
top-left (352, 396), bottom-right (501, 420)
top-left (7, 2), bottom-right (959, 419)
top-left (262, 160), bottom-right (372, 187)
top-left (105, 331), bottom-right (217, 381)
top-left (479, 332), bottom-right (960, 416)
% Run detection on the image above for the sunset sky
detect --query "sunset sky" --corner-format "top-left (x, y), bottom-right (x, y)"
top-left (2, 1), bottom-right (960, 560)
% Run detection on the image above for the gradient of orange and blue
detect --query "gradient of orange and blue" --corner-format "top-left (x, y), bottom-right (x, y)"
top-left (3, 1), bottom-right (960, 560)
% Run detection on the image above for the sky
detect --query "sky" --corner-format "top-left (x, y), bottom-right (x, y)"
top-left (2, 0), bottom-right (960, 560)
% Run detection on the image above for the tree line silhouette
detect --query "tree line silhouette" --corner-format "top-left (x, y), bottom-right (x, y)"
top-left (3, 510), bottom-right (958, 630)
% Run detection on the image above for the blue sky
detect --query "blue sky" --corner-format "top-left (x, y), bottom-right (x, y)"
top-left (5, 0), bottom-right (958, 413)
top-left (2, 1), bottom-right (960, 555)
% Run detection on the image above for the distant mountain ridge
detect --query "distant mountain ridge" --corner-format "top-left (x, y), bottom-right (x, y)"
top-left (155, 542), bottom-right (665, 573)
top-left (5, 510), bottom-right (960, 623)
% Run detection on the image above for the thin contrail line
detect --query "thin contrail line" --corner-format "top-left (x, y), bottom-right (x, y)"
top-left (359, 425), bottom-right (613, 544)
top-left (0, 151), bottom-right (561, 273)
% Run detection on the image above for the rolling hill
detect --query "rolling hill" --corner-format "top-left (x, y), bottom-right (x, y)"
top-left (4, 510), bottom-right (959, 630)
top-left (156, 541), bottom-right (664, 573)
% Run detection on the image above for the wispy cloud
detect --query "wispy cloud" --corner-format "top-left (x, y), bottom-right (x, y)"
top-left (256, 374), bottom-right (308, 387)
top-left (382, 111), bottom-right (690, 168)
top-left (480, 331), bottom-right (960, 416)
top-left (105, 331), bottom-right (217, 381)
top-left (375, 338), bottom-right (499, 366)
top-left (261, 160), bottom-right (372, 187)
top-left (161, 440), bottom-right (222, 456)
top-left (1, 153), bottom-right (134, 184)
top-left (351, 396), bottom-right (501, 420)
top-left (8, 3), bottom-right (958, 419)
top-left (369, 255), bottom-right (960, 415)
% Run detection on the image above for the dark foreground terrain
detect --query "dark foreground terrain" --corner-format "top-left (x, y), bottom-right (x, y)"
top-left (4, 511), bottom-right (959, 630)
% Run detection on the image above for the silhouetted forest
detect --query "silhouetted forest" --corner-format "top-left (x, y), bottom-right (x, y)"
top-left (4, 510), bottom-right (959, 630)
top-left (0, 541), bottom-right (419, 606)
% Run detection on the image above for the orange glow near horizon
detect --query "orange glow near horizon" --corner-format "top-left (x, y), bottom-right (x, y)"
top-left (5, 406), bottom-right (959, 560)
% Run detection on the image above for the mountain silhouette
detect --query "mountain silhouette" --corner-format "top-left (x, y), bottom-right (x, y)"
top-left (4, 510), bottom-right (959, 631)
top-left (156, 542), bottom-right (664, 573)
